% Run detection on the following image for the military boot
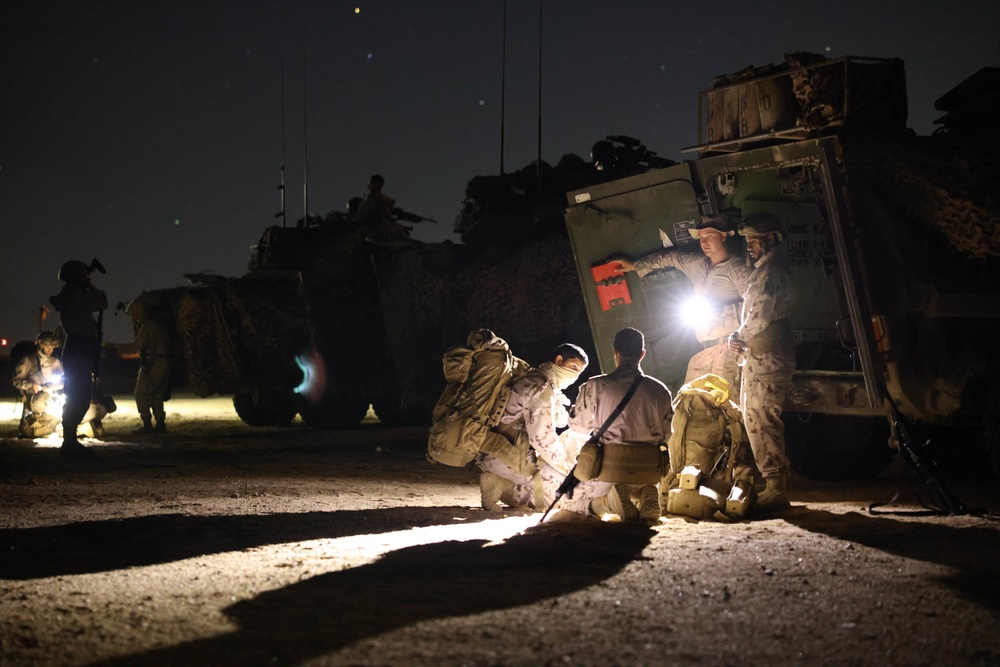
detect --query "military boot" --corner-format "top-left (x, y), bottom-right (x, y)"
top-left (590, 485), bottom-right (639, 521)
top-left (755, 474), bottom-right (791, 513)
top-left (132, 417), bottom-right (154, 435)
top-left (637, 484), bottom-right (661, 522)
top-left (480, 472), bottom-right (506, 512)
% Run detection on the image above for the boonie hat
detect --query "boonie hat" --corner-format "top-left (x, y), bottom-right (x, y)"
top-left (738, 213), bottom-right (784, 239)
top-left (688, 216), bottom-right (734, 238)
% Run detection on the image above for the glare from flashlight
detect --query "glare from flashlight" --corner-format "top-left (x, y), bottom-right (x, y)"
top-left (682, 295), bottom-right (718, 330)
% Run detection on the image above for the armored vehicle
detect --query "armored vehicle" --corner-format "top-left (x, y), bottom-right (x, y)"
top-left (129, 137), bottom-right (670, 429)
top-left (564, 55), bottom-right (1000, 479)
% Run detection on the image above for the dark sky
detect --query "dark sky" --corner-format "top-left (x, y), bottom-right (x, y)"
top-left (2, 0), bottom-right (998, 346)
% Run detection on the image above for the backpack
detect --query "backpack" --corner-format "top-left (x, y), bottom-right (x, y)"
top-left (426, 329), bottom-right (530, 467)
top-left (662, 373), bottom-right (755, 520)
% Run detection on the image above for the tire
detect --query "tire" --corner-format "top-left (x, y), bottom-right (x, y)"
top-left (784, 412), bottom-right (896, 481)
top-left (295, 393), bottom-right (370, 429)
top-left (233, 391), bottom-right (297, 427)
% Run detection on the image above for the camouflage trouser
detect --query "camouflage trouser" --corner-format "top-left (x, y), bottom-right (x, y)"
top-left (136, 357), bottom-right (174, 424)
top-left (539, 462), bottom-right (612, 516)
top-left (476, 454), bottom-right (535, 508)
top-left (686, 342), bottom-right (741, 389)
top-left (739, 348), bottom-right (794, 478)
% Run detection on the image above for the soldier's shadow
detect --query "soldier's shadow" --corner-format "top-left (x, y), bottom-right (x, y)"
top-left (784, 508), bottom-right (1000, 615)
top-left (100, 522), bottom-right (653, 666)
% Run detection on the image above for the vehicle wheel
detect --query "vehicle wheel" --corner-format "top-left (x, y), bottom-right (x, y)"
top-left (784, 412), bottom-right (896, 481)
top-left (233, 391), bottom-right (297, 427)
top-left (295, 393), bottom-right (369, 429)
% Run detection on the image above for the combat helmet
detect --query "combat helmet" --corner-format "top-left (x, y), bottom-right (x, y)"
top-left (58, 260), bottom-right (91, 283)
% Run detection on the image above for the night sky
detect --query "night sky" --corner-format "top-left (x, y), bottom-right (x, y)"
top-left (2, 0), bottom-right (998, 347)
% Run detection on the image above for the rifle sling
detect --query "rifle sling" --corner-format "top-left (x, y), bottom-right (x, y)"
top-left (587, 372), bottom-right (644, 449)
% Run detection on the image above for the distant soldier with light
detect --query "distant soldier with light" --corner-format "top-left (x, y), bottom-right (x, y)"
top-left (11, 331), bottom-right (64, 437)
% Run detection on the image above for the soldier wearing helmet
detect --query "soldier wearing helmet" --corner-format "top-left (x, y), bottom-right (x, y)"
top-left (49, 260), bottom-right (108, 457)
top-left (11, 331), bottom-right (65, 437)
top-left (727, 213), bottom-right (796, 512)
top-left (613, 215), bottom-right (752, 388)
top-left (112, 298), bottom-right (176, 434)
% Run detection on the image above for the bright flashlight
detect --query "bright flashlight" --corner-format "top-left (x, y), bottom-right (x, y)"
top-left (682, 295), bottom-right (718, 331)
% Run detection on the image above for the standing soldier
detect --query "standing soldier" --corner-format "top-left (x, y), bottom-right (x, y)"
top-left (727, 213), bottom-right (796, 512)
top-left (113, 300), bottom-right (176, 434)
top-left (615, 216), bottom-right (751, 388)
top-left (49, 260), bottom-right (107, 458)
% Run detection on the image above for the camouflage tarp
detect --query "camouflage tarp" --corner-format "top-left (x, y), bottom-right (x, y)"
top-left (850, 132), bottom-right (1000, 257)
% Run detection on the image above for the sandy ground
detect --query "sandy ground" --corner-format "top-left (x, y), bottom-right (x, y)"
top-left (1, 394), bottom-right (1000, 667)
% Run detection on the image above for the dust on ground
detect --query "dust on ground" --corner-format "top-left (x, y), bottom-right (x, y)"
top-left (1, 395), bottom-right (999, 666)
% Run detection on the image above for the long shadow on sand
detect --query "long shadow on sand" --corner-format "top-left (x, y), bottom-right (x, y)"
top-left (0, 506), bottom-right (488, 579)
top-left (95, 522), bottom-right (654, 666)
top-left (784, 508), bottom-right (1000, 615)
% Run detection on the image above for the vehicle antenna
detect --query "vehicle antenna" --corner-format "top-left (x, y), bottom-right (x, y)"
top-left (500, 0), bottom-right (507, 174)
top-left (536, 0), bottom-right (543, 190)
top-left (302, 52), bottom-right (310, 224)
top-left (277, 58), bottom-right (287, 227)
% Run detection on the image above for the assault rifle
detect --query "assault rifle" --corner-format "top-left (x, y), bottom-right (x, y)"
top-left (88, 258), bottom-right (108, 402)
top-left (871, 391), bottom-right (973, 516)
top-left (538, 466), bottom-right (581, 523)
top-left (391, 207), bottom-right (437, 224)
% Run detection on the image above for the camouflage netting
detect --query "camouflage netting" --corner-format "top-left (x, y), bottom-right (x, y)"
top-left (849, 132), bottom-right (1000, 257)
top-left (457, 235), bottom-right (590, 362)
top-left (376, 245), bottom-right (465, 410)
top-left (375, 235), bottom-right (592, 411)
top-left (168, 276), bottom-right (311, 396)
top-left (173, 289), bottom-right (242, 396)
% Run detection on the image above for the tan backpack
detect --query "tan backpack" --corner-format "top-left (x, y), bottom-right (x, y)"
top-left (662, 374), bottom-right (755, 520)
top-left (426, 329), bottom-right (530, 468)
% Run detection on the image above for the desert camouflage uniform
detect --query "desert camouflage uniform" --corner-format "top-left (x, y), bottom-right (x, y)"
top-left (12, 346), bottom-right (64, 436)
top-left (118, 317), bottom-right (175, 429)
top-left (477, 364), bottom-right (571, 508)
top-left (559, 360), bottom-right (673, 516)
top-left (635, 248), bottom-right (750, 386)
top-left (735, 249), bottom-right (795, 477)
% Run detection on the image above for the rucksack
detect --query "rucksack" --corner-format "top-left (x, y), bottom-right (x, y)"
top-left (662, 373), bottom-right (755, 520)
top-left (426, 329), bottom-right (530, 467)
